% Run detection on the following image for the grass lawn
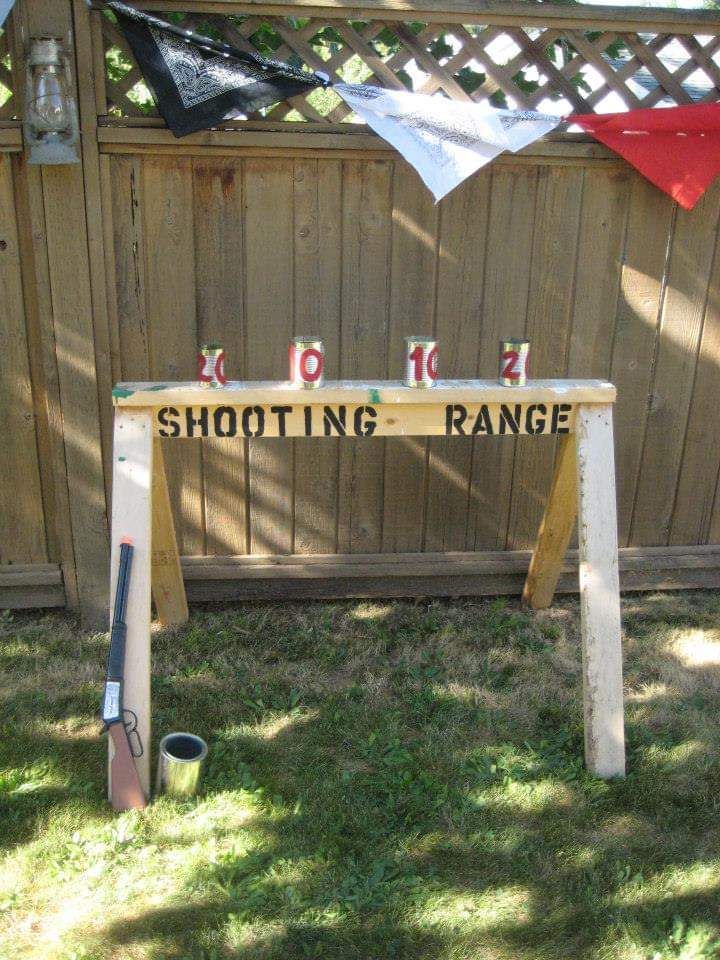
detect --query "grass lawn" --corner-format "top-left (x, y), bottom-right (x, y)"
top-left (1, 592), bottom-right (720, 960)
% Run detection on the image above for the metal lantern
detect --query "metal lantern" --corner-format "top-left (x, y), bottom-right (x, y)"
top-left (24, 37), bottom-right (80, 165)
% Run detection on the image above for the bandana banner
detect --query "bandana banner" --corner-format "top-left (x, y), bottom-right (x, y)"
top-left (0, 1), bottom-right (15, 28)
top-left (108, 1), bottom-right (325, 137)
top-left (571, 104), bottom-right (720, 210)
top-left (335, 83), bottom-right (561, 200)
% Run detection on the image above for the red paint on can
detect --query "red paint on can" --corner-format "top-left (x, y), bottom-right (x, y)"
top-left (290, 337), bottom-right (325, 388)
top-left (198, 345), bottom-right (227, 388)
top-left (499, 339), bottom-right (530, 386)
top-left (405, 337), bottom-right (438, 388)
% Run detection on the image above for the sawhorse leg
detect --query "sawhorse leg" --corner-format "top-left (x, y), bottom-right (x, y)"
top-left (152, 439), bottom-right (188, 627)
top-left (575, 403), bottom-right (625, 778)
top-left (522, 405), bottom-right (625, 779)
top-left (522, 433), bottom-right (577, 610)
top-left (109, 407), bottom-right (153, 802)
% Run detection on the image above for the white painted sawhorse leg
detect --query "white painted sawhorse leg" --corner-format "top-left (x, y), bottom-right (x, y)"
top-left (109, 408), bottom-right (188, 805)
top-left (523, 403), bottom-right (625, 778)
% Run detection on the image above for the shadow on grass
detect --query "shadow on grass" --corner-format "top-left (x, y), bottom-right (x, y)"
top-left (3, 596), bottom-right (720, 959)
top-left (95, 717), bottom-right (720, 959)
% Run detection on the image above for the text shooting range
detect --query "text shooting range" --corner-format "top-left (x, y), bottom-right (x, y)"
top-left (107, 0), bottom-right (720, 208)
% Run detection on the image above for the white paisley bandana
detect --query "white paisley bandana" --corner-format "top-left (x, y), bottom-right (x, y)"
top-left (336, 83), bottom-right (561, 200)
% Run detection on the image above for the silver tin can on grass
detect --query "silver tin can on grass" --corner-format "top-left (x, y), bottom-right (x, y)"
top-left (156, 732), bottom-right (208, 797)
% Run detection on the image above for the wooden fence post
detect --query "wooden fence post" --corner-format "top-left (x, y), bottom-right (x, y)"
top-left (21, 0), bottom-right (110, 625)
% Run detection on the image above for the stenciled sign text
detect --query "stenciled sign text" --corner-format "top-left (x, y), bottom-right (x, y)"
top-left (155, 402), bottom-right (575, 439)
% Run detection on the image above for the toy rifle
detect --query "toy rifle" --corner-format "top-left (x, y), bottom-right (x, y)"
top-left (101, 538), bottom-right (147, 811)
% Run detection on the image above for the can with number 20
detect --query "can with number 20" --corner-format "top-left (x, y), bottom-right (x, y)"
top-left (198, 344), bottom-right (227, 388)
top-left (405, 337), bottom-right (438, 388)
top-left (289, 337), bottom-right (325, 388)
top-left (499, 339), bottom-right (530, 386)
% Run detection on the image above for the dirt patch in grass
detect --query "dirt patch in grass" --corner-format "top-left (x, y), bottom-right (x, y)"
top-left (1, 594), bottom-right (719, 960)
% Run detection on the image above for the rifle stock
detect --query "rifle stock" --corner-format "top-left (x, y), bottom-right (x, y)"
top-left (108, 722), bottom-right (147, 811)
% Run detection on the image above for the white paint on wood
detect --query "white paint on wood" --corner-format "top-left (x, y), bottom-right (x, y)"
top-left (108, 407), bottom-right (153, 800)
top-left (576, 403), bottom-right (626, 779)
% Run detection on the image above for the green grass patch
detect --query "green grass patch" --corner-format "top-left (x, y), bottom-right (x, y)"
top-left (1, 594), bottom-right (719, 959)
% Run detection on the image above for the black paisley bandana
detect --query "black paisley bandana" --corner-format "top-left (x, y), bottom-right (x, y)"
top-left (108, 2), bottom-right (326, 137)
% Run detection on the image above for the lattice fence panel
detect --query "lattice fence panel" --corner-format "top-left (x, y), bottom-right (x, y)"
top-left (100, 10), bottom-right (720, 122)
top-left (0, 23), bottom-right (17, 121)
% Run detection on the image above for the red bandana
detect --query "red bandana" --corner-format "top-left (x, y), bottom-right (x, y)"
top-left (570, 103), bottom-right (720, 210)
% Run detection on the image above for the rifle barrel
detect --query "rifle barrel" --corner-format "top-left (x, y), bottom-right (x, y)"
top-left (113, 542), bottom-right (133, 627)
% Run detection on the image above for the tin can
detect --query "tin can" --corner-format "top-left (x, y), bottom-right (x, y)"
top-left (156, 732), bottom-right (208, 798)
top-left (197, 344), bottom-right (227, 388)
top-left (289, 337), bottom-right (325, 388)
top-left (405, 337), bottom-right (438, 388)
top-left (499, 338), bottom-right (529, 386)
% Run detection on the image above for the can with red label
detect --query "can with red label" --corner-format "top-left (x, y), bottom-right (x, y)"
top-left (405, 337), bottom-right (438, 388)
top-left (499, 338), bottom-right (529, 386)
top-left (289, 337), bottom-right (325, 388)
top-left (197, 344), bottom-right (227, 388)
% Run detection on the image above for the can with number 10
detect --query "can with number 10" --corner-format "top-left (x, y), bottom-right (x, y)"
top-left (405, 337), bottom-right (438, 388)
top-left (289, 337), bottom-right (325, 388)
top-left (499, 339), bottom-right (530, 386)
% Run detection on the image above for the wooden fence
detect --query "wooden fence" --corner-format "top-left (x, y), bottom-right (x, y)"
top-left (3, 0), bottom-right (720, 624)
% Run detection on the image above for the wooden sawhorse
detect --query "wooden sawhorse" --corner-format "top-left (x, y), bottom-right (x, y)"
top-left (109, 379), bottom-right (625, 805)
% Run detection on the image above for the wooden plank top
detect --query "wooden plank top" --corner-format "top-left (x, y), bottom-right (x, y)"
top-left (113, 379), bottom-right (616, 407)
top-left (127, 1), bottom-right (720, 35)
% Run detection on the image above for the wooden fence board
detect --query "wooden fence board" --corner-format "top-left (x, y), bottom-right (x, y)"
top-left (670, 224), bottom-right (720, 545)
top-left (610, 178), bottom-right (674, 546)
top-left (425, 173), bottom-right (489, 551)
top-left (244, 158), bottom-right (295, 555)
top-left (710, 471), bottom-right (720, 545)
top-left (337, 159), bottom-right (393, 553)
top-left (10, 159), bottom-right (58, 570)
top-left (73, 0), bottom-right (116, 517)
top-left (467, 166), bottom-right (538, 551)
top-left (142, 157), bottom-right (204, 555)
top-left (631, 180), bottom-right (720, 545)
top-left (292, 158), bottom-right (343, 555)
top-left (0, 155), bottom-right (47, 563)
top-left (10, 154), bottom-right (79, 606)
top-left (100, 156), bottom-right (122, 386)
top-left (565, 167), bottom-right (631, 550)
top-left (506, 165), bottom-right (584, 549)
top-left (41, 162), bottom-right (110, 622)
top-left (382, 160), bottom-right (438, 553)
top-left (110, 156), bottom-right (149, 381)
top-left (192, 159), bottom-right (248, 556)
top-left (567, 169), bottom-right (631, 380)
